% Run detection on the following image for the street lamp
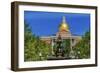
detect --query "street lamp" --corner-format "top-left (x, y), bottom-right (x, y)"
top-left (39, 52), bottom-right (42, 60)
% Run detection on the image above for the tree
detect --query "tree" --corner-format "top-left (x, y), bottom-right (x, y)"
top-left (24, 23), bottom-right (51, 61)
top-left (73, 31), bottom-right (90, 59)
top-left (24, 23), bottom-right (37, 61)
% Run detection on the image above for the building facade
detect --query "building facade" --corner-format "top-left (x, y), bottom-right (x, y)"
top-left (40, 16), bottom-right (81, 57)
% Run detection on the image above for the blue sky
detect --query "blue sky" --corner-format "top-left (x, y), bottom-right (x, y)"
top-left (24, 11), bottom-right (90, 37)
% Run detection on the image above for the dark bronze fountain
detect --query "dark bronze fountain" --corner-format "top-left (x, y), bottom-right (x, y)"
top-left (47, 35), bottom-right (67, 60)
top-left (55, 35), bottom-right (64, 57)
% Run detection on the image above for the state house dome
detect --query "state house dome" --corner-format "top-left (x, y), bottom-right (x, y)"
top-left (59, 16), bottom-right (69, 32)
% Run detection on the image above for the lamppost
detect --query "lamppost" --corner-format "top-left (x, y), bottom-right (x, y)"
top-left (77, 51), bottom-right (80, 59)
top-left (39, 52), bottom-right (42, 60)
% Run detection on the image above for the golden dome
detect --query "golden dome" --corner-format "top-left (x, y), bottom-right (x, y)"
top-left (59, 16), bottom-right (69, 32)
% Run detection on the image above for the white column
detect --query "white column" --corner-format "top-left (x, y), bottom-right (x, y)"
top-left (70, 37), bottom-right (72, 50)
top-left (51, 37), bottom-right (54, 55)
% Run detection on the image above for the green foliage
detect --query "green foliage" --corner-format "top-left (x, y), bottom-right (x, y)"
top-left (24, 23), bottom-right (51, 61)
top-left (73, 31), bottom-right (90, 59)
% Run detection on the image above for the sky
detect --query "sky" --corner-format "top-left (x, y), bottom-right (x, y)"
top-left (24, 11), bottom-right (90, 37)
